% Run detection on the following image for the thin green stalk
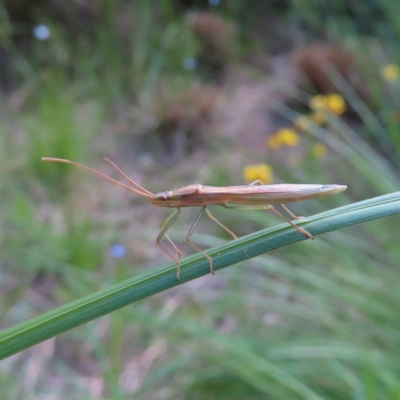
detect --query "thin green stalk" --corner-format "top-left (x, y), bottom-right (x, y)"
top-left (1, 191), bottom-right (400, 359)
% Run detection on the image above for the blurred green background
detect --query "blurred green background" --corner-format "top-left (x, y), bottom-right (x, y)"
top-left (1, 1), bottom-right (400, 398)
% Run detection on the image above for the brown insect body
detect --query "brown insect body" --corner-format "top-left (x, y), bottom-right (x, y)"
top-left (152, 184), bottom-right (347, 208)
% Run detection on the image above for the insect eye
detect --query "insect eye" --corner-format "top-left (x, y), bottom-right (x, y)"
top-left (161, 194), bottom-right (168, 201)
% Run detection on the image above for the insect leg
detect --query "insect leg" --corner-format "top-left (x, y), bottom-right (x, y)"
top-left (186, 206), bottom-right (215, 275)
top-left (248, 180), bottom-right (305, 220)
top-left (205, 208), bottom-right (237, 239)
top-left (268, 205), bottom-right (314, 239)
top-left (222, 203), bottom-right (314, 239)
top-left (248, 180), bottom-right (264, 186)
top-left (248, 180), bottom-right (305, 221)
top-left (157, 208), bottom-right (183, 279)
top-left (280, 204), bottom-right (304, 220)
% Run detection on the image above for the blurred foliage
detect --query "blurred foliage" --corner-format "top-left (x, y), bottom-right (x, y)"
top-left (1, 0), bottom-right (400, 399)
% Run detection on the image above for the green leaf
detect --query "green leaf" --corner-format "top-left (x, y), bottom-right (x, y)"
top-left (1, 191), bottom-right (400, 359)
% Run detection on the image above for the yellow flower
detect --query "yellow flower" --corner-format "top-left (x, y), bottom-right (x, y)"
top-left (325, 93), bottom-right (346, 115)
top-left (243, 164), bottom-right (273, 184)
top-left (266, 135), bottom-right (282, 150)
top-left (312, 111), bottom-right (328, 125)
top-left (277, 128), bottom-right (300, 146)
top-left (310, 93), bottom-right (346, 115)
top-left (382, 64), bottom-right (400, 81)
top-left (294, 116), bottom-right (312, 131)
top-left (266, 128), bottom-right (300, 149)
top-left (311, 143), bottom-right (327, 158)
top-left (309, 94), bottom-right (327, 110)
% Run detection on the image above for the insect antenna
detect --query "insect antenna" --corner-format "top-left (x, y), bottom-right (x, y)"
top-left (103, 158), bottom-right (153, 197)
top-left (41, 157), bottom-right (154, 199)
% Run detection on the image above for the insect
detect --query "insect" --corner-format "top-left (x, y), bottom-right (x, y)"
top-left (42, 157), bottom-right (347, 279)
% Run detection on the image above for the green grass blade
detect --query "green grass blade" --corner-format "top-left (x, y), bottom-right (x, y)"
top-left (1, 191), bottom-right (400, 359)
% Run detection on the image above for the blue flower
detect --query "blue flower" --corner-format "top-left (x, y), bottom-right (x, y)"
top-left (109, 244), bottom-right (127, 259)
top-left (33, 25), bottom-right (51, 40)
